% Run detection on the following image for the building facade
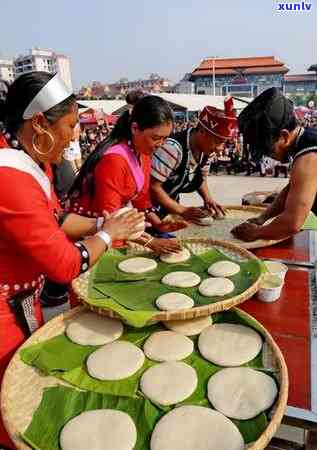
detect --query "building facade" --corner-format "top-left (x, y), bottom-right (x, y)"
top-left (190, 56), bottom-right (289, 97)
top-left (0, 59), bottom-right (14, 84)
top-left (13, 48), bottom-right (72, 89)
top-left (108, 74), bottom-right (171, 96)
top-left (284, 74), bottom-right (317, 96)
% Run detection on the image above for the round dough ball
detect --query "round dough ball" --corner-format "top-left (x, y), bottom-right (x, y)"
top-left (66, 312), bottom-right (123, 346)
top-left (207, 367), bottom-right (278, 420)
top-left (198, 277), bottom-right (234, 297)
top-left (150, 405), bottom-right (244, 450)
top-left (143, 331), bottom-right (194, 362)
top-left (86, 341), bottom-right (145, 380)
top-left (113, 207), bottom-right (145, 240)
top-left (198, 323), bottom-right (263, 366)
top-left (60, 409), bottom-right (137, 450)
top-left (140, 361), bottom-right (197, 406)
top-left (198, 216), bottom-right (214, 226)
top-left (208, 261), bottom-right (240, 277)
top-left (164, 315), bottom-right (212, 336)
top-left (160, 248), bottom-right (191, 264)
top-left (161, 271), bottom-right (201, 288)
top-left (156, 292), bottom-right (194, 311)
top-left (118, 257), bottom-right (157, 274)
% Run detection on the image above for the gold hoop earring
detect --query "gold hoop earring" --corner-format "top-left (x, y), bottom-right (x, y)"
top-left (32, 130), bottom-right (55, 155)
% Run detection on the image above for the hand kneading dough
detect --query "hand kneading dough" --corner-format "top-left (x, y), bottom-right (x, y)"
top-left (150, 405), bottom-right (244, 450)
top-left (160, 248), bottom-right (191, 263)
top-left (60, 409), bottom-right (137, 450)
top-left (198, 277), bottom-right (234, 297)
top-left (161, 271), bottom-right (201, 288)
top-left (208, 367), bottom-right (278, 420)
top-left (86, 341), bottom-right (145, 380)
top-left (155, 292), bottom-right (194, 311)
top-left (140, 361), bottom-right (197, 405)
top-left (143, 331), bottom-right (194, 361)
top-left (66, 312), bottom-right (123, 346)
top-left (113, 207), bottom-right (145, 240)
top-left (118, 257), bottom-right (157, 274)
top-left (198, 323), bottom-right (262, 366)
top-left (208, 260), bottom-right (240, 277)
top-left (164, 315), bottom-right (212, 336)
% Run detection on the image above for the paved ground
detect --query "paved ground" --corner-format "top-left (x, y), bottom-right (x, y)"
top-left (180, 174), bottom-right (288, 206)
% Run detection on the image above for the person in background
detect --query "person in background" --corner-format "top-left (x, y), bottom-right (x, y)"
top-left (150, 103), bottom-right (238, 223)
top-left (0, 72), bottom-right (143, 448)
top-left (68, 95), bottom-right (181, 255)
top-left (64, 123), bottom-right (82, 172)
top-left (232, 87), bottom-right (317, 242)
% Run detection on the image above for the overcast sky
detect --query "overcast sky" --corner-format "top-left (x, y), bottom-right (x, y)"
top-left (1, 0), bottom-right (316, 88)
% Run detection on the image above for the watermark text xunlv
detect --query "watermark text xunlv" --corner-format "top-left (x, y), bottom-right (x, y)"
top-left (277, 1), bottom-right (313, 11)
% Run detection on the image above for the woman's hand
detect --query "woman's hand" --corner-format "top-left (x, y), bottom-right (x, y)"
top-left (103, 209), bottom-right (145, 241)
top-left (231, 221), bottom-right (261, 242)
top-left (148, 238), bottom-right (182, 255)
top-left (155, 219), bottom-right (188, 233)
top-left (181, 207), bottom-right (208, 224)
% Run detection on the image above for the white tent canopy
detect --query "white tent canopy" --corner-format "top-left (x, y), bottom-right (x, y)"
top-left (156, 93), bottom-right (250, 113)
top-left (77, 94), bottom-right (250, 117)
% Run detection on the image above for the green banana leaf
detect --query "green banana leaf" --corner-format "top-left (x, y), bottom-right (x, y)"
top-left (87, 248), bottom-right (263, 327)
top-left (22, 386), bottom-right (163, 450)
top-left (93, 249), bottom-right (206, 283)
top-left (20, 310), bottom-right (272, 444)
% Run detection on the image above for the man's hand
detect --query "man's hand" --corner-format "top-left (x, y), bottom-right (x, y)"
top-left (247, 215), bottom-right (267, 226)
top-left (204, 198), bottom-right (226, 218)
top-left (231, 221), bottom-right (261, 242)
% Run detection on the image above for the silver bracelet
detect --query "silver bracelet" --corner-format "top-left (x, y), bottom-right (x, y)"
top-left (143, 237), bottom-right (154, 249)
top-left (96, 216), bottom-right (105, 231)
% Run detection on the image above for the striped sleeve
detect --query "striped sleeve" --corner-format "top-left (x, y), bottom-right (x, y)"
top-left (151, 139), bottom-right (183, 182)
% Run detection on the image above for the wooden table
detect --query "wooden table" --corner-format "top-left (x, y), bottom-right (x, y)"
top-left (240, 230), bottom-right (317, 449)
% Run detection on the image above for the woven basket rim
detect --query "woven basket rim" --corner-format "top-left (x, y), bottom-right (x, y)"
top-left (73, 238), bottom-right (262, 322)
top-left (0, 306), bottom-right (288, 450)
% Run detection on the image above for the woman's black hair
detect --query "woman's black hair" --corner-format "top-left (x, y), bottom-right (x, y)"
top-left (0, 71), bottom-right (76, 135)
top-left (69, 95), bottom-right (173, 199)
top-left (125, 89), bottom-right (145, 106)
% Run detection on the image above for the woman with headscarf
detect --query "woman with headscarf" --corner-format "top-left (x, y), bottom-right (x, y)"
top-left (232, 87), bottom-right (317, 242)
top-left (68, 95), bottom-right (181, 255)
top-left (0, 72), bottom-right (143, 448)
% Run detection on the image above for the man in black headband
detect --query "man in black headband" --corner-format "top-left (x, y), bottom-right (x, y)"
top-left (232, 87), bottom-right (317, 241)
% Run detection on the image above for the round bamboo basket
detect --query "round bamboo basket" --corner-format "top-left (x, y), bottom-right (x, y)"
top-left (0, 306), bottom-right (288, 450)
top-left (72, 238), bottom-right (262, 323)
top-left (174, 205), bottom-right (287, 250)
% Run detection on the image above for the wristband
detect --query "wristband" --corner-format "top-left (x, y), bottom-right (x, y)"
top-left (95, 230), bottom-right (112, 247)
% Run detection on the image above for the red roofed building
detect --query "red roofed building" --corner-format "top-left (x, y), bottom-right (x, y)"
top-left (190, 56), bottom-right (289, 97)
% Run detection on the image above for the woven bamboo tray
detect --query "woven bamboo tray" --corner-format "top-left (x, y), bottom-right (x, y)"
top-left (0, 306), bottom-right (288, 450)
top-left (72, 238), bottom-right (262, 323)
top-left (174, 205), bottom-right (287, 250)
